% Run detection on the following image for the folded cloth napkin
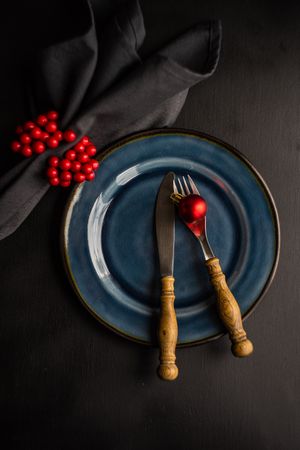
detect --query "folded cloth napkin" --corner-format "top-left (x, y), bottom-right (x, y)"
top-left (0, 0), bottom-right (221, 240)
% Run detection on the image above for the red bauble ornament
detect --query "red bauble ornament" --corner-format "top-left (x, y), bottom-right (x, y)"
top-left (90, 159), bottom-right (99, 170)
top-left (53, 130), bottom-right (63, 141)
top-left (77, 153), bottom-right (89, 164)
top-left (85, 144), bottom-right (97, 157)
top-left (46, 167), bottom-right (58, 178)
top-left (21, 145), bottom-right (33, 157)
top-left (59, 159), bottom-right (72, 171)
top-left (11, 140), bottom-right (22, 152)
top-left (20, 133), bottom-right (31, 144)
top-left (32, 141), bottom-right (46, 154)
top-left (47, 137), bottom-right (59, 149)
top-left (47, 110), bottom-right (59, 121)
top-left (74, 172), bottom-right (86, 183)
top-left (24, 121), bottom-right (35, 130)
top-left (178, 194), bottom-right (207, 223)
top-left (60, 171), bottom-right (72, 182)
top-left (45, 121), bottom-right (58, 133)
top-left (49, 177), bottom-right (60, 186)
top-left (82, 162), bottom-right (93, 175)
top-left (74, 142), bottom-right (85, 153)
top-left (36, 115), bottom-right (48, 126)
top-left (70, 161), bottom-right (81, 172)
top-left (81, 136), bottom-right (89, 146)
top-left (65, 149), bottom-right (76, 161)
top-left (60, 180), bottom-right (71, 188)
top-left (63, 129), bottom-right (77, 142)
top-left (48, 156), bottom-right (60, 167)
top-left (31, 127), bottom-right (42, 140)
top-left (85, 171), bottom-right (95, 181)
top-left (41, 132), bottom-right (50, 142)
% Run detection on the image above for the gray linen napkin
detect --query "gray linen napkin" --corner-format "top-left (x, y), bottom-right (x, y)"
top-left (0, 0), bottom-right (221, 240)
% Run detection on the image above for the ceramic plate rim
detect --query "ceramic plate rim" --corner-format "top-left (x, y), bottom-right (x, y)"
top-left (61, 128), bottom-right (280, 347)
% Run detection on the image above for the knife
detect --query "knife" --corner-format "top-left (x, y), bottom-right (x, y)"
top-left (155, 172), bottom-right (178, 381)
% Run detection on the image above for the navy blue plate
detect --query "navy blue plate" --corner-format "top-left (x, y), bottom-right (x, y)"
top-left (62, 129), bottom-right (280, 346)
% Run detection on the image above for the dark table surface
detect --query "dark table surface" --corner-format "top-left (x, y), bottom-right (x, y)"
top-left (1, 1), bottom-right (299, 449)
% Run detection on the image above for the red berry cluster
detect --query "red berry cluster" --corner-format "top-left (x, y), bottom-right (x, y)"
top-left (10, 110), bottom-right (100, 187)
top-left (46, 136), bottom-right (99, 187)
top-left (10, 110), bottom-right (77, 158)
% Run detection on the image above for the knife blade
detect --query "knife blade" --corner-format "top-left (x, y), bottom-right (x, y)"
top-left (155, 172), bottom-right (178, 381)
top-left (155, 172), bottom-right (175, 277)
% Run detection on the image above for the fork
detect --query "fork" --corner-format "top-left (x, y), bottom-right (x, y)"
top-left (172, 175), bottom-right (253, 357)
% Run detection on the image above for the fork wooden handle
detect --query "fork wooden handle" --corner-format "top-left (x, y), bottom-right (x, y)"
top-left (158, 276), bottom-right (178, 380)
top-left (205, 257), bottom-right (253, 357)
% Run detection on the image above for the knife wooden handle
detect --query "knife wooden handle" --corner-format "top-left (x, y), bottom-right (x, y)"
top-left (158, 276), bottom-right (178, 380)
top-left (205, 257), bottom-right (253, 357)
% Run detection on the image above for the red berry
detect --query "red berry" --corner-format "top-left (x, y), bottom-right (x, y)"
top-left (90, 159), bottom-right (99, 170)
top-left (60, 180), bottom-right (71, 188)
top-left (15, 125), bottom-right (23, 134)
top-left (24, 121), bottom-right (35, 130)
top-left (48, 156), bottom-right (60, 167)
top-left (46, 167), bottom-right (58, 178)
top-left (63, 129), bottom-right (77, 142)
top-left (41, 132), bottom-right (50, 142)
top-left (20, 133), bottom-right (31, 144)
top-left (53, 130), bottom-right (63, 141)
top-left (49, 177), bottom-right (60, 186)
top-left (21, 145), bottom-right (32, 157)
top-left (85, 144), bottom-right (97, 157)
top-left (47, 137), bottom-right (59, 149)
top-left (59, 159), bottom-right (71, 171)
top-left (81, 136), bottom-right (89, 146)
top-left (74, 172), bottom-right (86, 183)
top-left (30, 127), bottom-right (42, 139)
top-left (32, 141), bottom-right (46, 154)
top-left (178, 194), bottom-right (207, 223)
top-left (85, 171), bottom-right (95, 181)
top-left (70, 161), bottom-right (81, 172)
top-left (36, 115), bottom-right (48, 126)
top-left (45, 121), bottom-right (58, 133)
top-left (82, 163), bottom-right (93, 175)
top-left (47, 110), bottom-right (59, 121)
top-left (74, 142), bottom-right (85, 153)
top-left (65, 150), bottom-right (76, 161)
top-left (60, 171), bottom-right (72, 182)
top-left (11, 140), bottom-right (22, 152)
top-left (77, 153), bottom-right (89, 164)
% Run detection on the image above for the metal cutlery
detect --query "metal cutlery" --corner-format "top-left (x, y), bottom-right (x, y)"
top-left (155, 172), bottom-right (179, 380)
top-left (172, 174), bottom-right (253, 357)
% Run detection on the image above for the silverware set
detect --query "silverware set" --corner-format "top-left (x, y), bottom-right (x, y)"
top-left (155, 172), bottom-right (253, 381)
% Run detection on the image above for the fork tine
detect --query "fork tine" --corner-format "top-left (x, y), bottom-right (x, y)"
top-left (173, 179), bottom-right (178, 194)
top-left (177, 177), bottom-right (185, 196)
top-left (183, 176), bottom-right (191, 195)
top-left (187, 174), bottom-right (200, 195)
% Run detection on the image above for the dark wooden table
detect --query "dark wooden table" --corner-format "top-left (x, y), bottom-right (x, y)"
top-left (1, 1), bottom-right (299, 449)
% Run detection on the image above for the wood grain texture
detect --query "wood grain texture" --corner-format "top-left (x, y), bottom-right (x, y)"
top-left (158, 276), bottom-right (178, 380)
top-left (0, 1), bottom-right (300, 449)
top-left (205, 257), bottom-right (253, 357)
